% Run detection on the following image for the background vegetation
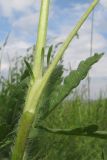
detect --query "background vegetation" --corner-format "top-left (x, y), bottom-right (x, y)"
top-left (0, 49), bottom-right (107, 160)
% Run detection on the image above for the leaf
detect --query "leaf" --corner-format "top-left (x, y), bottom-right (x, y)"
top-left (30, 124), bottom-right (107, 140)
top-left (75, 32), bottom-right (79, 39)
top-left (24, 59), bottom-right (35, 81)
top-left (35, 124), bottom-right (98, 135)
top-left (83, 125), bottom-right (98, 133)
top-left (41, 53), bottom-right (104, 119)
top-left (47, 45), bottom-right (53, 66)
top-left (20, 69), bottom-right (30, 80)
top-left (102, 150), bottom-right (105, 160)
top-left (41, 47), bottom-right (45, 63)
top-left (41, 47), bottom-right (45, 74)
top-left (35, 64), bottom-right (64, 122)
top-left (3, 33), bottom-right (10, 47)
top-left (0, 139), bottom-right (12, 149)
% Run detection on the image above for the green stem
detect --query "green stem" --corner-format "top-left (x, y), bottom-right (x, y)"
top-left (42, 0), bottom-right (99, 82)
top-left (24, 0), bottom-right (99, 114)
top-left (12, 112), bottom-right (34, 160)
top-left (33, 0), bottom-right (50, 80)
top-left (11, 1), bottom-right (99, 159)
top-left (12, 1), bottom-right (50, 159)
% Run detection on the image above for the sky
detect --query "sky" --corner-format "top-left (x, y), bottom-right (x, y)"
top-left (0, 0), bottom-right (107, 99)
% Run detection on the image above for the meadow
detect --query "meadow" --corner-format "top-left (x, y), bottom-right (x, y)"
top-left (0, 51), bottom-right (107, 160)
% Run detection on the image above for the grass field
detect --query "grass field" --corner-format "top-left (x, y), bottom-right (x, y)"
top-left (0, 56), bottom-right (107, 159)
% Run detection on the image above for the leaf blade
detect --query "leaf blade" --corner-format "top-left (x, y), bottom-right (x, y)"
top-left (42, 53), bottom-right (104, 119)
top-left (47, 45), bottom-right (53, 66)
top-left (24, 59), bottom-right (35, 81)
top-left (32, 125), bottom-right (107, 140)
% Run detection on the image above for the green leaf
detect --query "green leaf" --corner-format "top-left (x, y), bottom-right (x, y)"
top-left (24, 59), bottom-right (35, 81)
top-left (102, 150), bottom-right (105, 160)
top-left (0, 139), bottom-right (12, 149)
top-left (35, 64), bottom-right (63, 123)
top-left (83, 125), bottom-right (98, 133)
top-left (41, 47), bottom-right (45, 63)
top-left (20, 69), bottom-right (30, 81)
top-left (41, 53), bottom-right (104, 119)
top-left (32, 124), bottom-right (107, 140)
top-left (47, 45), bottom-right (53, 66)
top-left (75, 32), bottom-right (79, 39)
top-left (35, 124), bottom-right (98, 135)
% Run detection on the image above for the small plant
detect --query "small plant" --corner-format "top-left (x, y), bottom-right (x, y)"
top-left (11, 0), bottom-right (104, 160)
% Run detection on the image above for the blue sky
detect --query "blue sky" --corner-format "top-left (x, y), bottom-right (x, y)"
top-left (0, 0), bottom-right (107, 98)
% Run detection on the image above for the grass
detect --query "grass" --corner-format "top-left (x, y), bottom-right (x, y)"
top-left (28, 97), bottom-right (107, 160)
top-left (0, 56), bottom-right (107, 160)
top-left (0, 54), bottom-right (32, 159)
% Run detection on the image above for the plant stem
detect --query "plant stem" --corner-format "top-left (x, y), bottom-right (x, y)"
top-left (12, 0), bottom-right (50, 159)
top-left (33, 0), bottom-right (50, 80)
top-left (24, 0), bottom-right (99, 114)
top-left (42, 0), bottom-right (99, 81)
top-left (12, 112), bottom-right (34, 160)
top-left (11, 0), bottom-right (99, 159)
top-left (27, 0), bottom-right (99, 109)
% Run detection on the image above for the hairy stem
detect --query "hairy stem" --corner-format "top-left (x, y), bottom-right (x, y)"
top-left (12, 0), bottom-right (50, 159)
top-left (11, 0), bottom-right (99, 159)
top-left (12, 112), bottom-right (34, 160)
top-left (24, 0), bottom-right (99, 113)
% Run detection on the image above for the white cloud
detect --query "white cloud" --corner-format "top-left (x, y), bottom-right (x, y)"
top-left (13, 12), bottom-right (39, 36)
top-left (100, 0), bottom-right (107, 8)
top-left (47, 1), bottom-right (107, 80)
top-left (0, 33), bottom-right (32, 67)
top-left (0, 35), bottom-right (32, 77)
top-left (1, 63), bottom-right (8, 70)
top-left (90, 56), bottom-right (107, 78)
top-left (0, 0), bottom-right (40, 17)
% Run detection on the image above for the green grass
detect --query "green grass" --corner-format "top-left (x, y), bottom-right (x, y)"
top-left (0, 67), bottom-right (107, 160)
top-left (0, 48), bottom-right (106, 160)
top-left (28, 98), bottom-right (107, 160)
top-left (0, 55), bottom-right (31, 159)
